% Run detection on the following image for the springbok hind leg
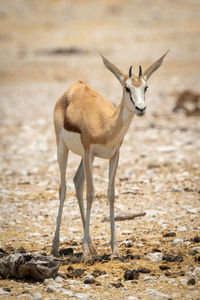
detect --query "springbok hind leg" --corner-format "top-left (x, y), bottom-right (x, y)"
top-left (73, 158), bottom-right (96, 254)
top-left (108, 149), bottom-right (119, 257)
top-left (51, 139), bottom-right (69, 256)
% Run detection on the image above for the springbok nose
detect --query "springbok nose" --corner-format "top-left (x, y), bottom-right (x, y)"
top-left (135, 106), bottom-right (146, 113)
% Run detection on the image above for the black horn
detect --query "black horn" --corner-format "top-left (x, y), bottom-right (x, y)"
top-left (139, 65), bottom-right (142, 77)
top-left (129, 66), bottom-right (132, 78)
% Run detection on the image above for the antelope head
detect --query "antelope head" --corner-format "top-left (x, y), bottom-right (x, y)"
top-left (101, 50), bottom-right (169, 116)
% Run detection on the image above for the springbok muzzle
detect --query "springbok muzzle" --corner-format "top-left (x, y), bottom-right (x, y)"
top-left (135, 106), bottom-right (146, 116)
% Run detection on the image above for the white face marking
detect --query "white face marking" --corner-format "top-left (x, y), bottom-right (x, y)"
top-left (125, 78), bottom-right (147, 116)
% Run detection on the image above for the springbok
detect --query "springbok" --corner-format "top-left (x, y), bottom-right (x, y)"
top-left (51, 51), bottom-right (169, 258)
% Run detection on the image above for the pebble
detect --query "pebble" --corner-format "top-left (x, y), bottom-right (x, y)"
top-left (187, 278), bottom-right (196, 285)
top-left (172, 238), bottom-right (184, 246)
top-left (124, 269), bottom-right (139, 280)
top-left (75, 293), bottom-right (89, 300)
top-left (142, 275), bottom-right (155, 282)
top-left (61, 289), bottom-right (73, 296)
top-left (163, 232), bottom-right (176, 238)
top-left (193, 236), bottom-right (200, 243)
top-left (0, 288), bottom-right (9, 295)
top-left (83, 274), bottom-right (95, 284)
top-left (146, 252), bottom-right (163, 262)
top-left (126, 297), bottom-right (139, 300)
top-left (55, 276), bottom-right (64, 283)
top-left (59, 247), bottom-right (73, 256)
top-left (192, 246), bottom-right (200, 251)
top-left (179, 278), bottom-right (187, 285)
top-left (193, 267), bottom-right (200, 278)
top-left (148, 289), bottom-right (170, 299)
top-left (163, 254), bottom-right (183, 262)
top-left (68, 279), bottom-right (79, 285)
top-left (32, 292), bottom-right (42, 300)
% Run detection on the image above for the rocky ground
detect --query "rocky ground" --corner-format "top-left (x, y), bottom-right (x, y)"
top-left (0, 0), bottom-right (200, 299)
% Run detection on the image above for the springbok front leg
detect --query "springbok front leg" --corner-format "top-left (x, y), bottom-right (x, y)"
top-left (51, 138), bottom-right (69, 256)
top-left (73, 158), bottom-right (96, 254)
top-left (82, 149), bottom-right (94, 259)
top-left (108, 148), bottom-right (119, 257)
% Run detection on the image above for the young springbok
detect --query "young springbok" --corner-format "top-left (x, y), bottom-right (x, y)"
top-left (51, 51), bottom-right (169, 258)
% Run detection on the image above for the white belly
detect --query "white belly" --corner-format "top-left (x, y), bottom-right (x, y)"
top-left (61, 128), bottom-right (118, 159)
top-left (61, 128), bottom-right (83, 156)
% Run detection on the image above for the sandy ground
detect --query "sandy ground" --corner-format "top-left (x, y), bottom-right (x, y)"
top-left (0, 0), bottom-right (200, 299)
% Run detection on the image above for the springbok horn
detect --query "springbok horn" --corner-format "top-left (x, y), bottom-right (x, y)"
top-left (129, 66), bottom-right (132, 78)
top-left (139, 65), bottom-right (142, 77)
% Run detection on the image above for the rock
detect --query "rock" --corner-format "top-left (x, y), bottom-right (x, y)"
top-left (172, 238), bottom-right (183, 245)
top-left (92, 269), bottom-right (106, 277)
top-left (124, 269), bottom-right (139, 280)
top-left (171, 187), bottom-right (183, 192)
top-left (75, 293), bottom-right (89, 300)
top-left (163, 254), bottom-right (183, 262)
top-left (163, 232), bottom-right (176, 237)
top-left (55, 275), bottom-right (64, 282)
top-left (0, 253), bottom-right (60, 281)
top-left (146, 252), bottom-right (163, 262)
top-left (193, 267), bottom-right (200, 278)
top-left (142, 275), bottom-right (155, 282)
top-left (0, 248), bottom-right (8, 258)
top-left (59, 248), bottom-right (73, 256)
top-left (179, 278), bottom-right (187, 285)
top-left (3, 287), bottom-right (11, 292)
top-left (137, 267), bottom-right (151, 273)
top-left (124, 269), bottom-right (133, 280)
top-left (83, 274), bottom-right (95, 284)
top-left (195, 256), bottom-right (200, 262)
top-left (187, 278), bottom-right (196, 285)
top-left (159, 265), bottom-right (170, 271)
top-left (126, 297), bottom-right (139, 300)
top-left (17, 247), bottom-right (26, 254)
top-left (111, 281), bottom-right (124, 288)
top-left (193, 236), bottom-right (200, 243)
top-left (188, 250), bottom-right (197, 256)
top-left (148, 289), bottom-right (170, 299)
top-left (62, 289), bottom-right (73, 296)
top-left (32, 292), bottom-right (42, 300)
top-left (47, 287), bottom-right (54, 293)
top-left (68, 279), bottom-right (79, 285)
top-left (0, 288), bottom-right (9, 295)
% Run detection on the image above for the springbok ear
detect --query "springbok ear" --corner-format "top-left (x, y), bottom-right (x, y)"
top-left (144, 50), bottom-right (169, 80)
top-left (100, 54), bottom-right (126, 85)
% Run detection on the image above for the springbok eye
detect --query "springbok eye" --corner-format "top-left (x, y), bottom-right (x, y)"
top-left (144, 86), bottom-right (149, 92)
top-left (125, 86), bottom-right (130, 93)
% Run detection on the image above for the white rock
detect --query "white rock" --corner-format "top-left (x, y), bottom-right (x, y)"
top-left (126, 297), bottom-right (138, 300)
top-left (146, 252), bottom-right (163, 262)
top-left (179, 278), bottom-right (187, 285)
top-left (157, 146), bottom-right (175, 153)
top-left (148, 289), bottom-right (170, 299)
top-left (61, 289), bottom-right (73, 296)
top-left (171, 187), bottom-right (183, 192)
top-left (168, 278), bottom-right (176, 283)
top-left (99, 274), bottom-right (109, 278)
top-left (68, 279), bottom-right (79, 285)
top-left (172, 238), bottom-right (183, 246)
top-left (193, 267), bottom-right (200, 278)
top-left (142, 275), bottom-right (155, 282)
top-left (177, 226), bottom-right (187, 232)
top-left (75, 293), bottom-right (89, 300)
top-left (32, 292), bottom-right (42, 300)
top-left (55, 276), bottom-right (64, 283)
top-left (0, 288), bottom-right (9, 295)
top-left (192, 246), bottom-right (200, 251)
